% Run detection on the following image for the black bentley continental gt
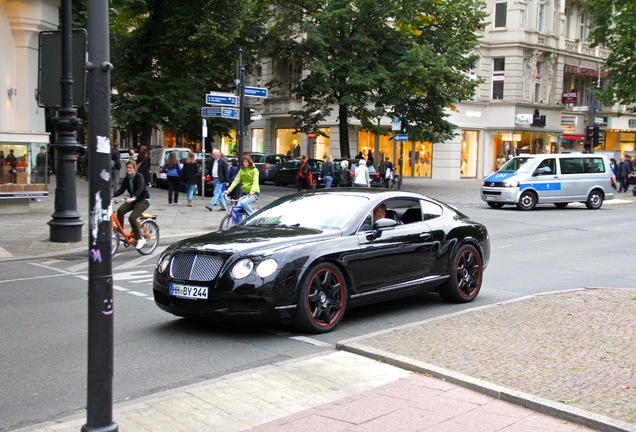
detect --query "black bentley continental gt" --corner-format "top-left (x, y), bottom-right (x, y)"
top-left (153, 189), bottom-right (490, 333)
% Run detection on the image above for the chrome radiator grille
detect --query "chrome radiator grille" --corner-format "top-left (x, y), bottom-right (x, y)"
top-left (170, 254), bottom-right (225, 282)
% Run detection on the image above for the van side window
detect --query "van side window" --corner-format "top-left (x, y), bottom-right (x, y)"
top-left (584, 158), bottom-right (605, 173)
top-left (560, 158), bottom-right (584, 174)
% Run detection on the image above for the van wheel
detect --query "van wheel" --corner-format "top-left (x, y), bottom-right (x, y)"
top-left (487, 202), bottom-right (504, 209)
top-left (585, 190), bottom-right (603, 209)
top-left (554, 203), bottom-right (569, 209)
top-left (517, 191), bottom-right (537, 211)
top-left (152, 175), bottom-right (158, 188)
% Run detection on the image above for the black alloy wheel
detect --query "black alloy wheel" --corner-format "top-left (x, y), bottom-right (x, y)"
top-left (293, 263), bottom-right (347, 333)
top-left (439, 244), bottom-right (482, 303)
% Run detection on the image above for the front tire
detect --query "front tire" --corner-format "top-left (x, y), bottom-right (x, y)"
top-left (585, 190), bottom-right (603, 209)
top-left (439, 244), bottom-right (482, 303)
top-left (137, 219), bottom-right (159, 255)
top-left (293, 263), bottom-right (347, 333)
top-left (219, 214), bottom-right (233, 230)
top-left (517, 191), bottom-right (537, 211)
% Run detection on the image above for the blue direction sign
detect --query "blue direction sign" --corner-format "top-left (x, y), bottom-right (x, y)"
top-left (201, 107), bottom-right (239, 119)
top-left (244, 86), bottom-right (268, 98)
top-left (394, 133), bottom-right (409, 142)
top-left (205, 92), bottom-right (238, 106)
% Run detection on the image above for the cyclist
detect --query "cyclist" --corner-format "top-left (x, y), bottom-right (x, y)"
top-left (113, 159), bottom-right (151, 249)
top-left (224, 155), bottom-right (259, 216)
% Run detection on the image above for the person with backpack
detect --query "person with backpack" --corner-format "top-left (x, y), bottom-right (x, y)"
top-left (296, 155), bottom-right (313, 191)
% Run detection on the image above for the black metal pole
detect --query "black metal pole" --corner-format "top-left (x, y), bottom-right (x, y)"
top-left (237, 50), bottom-right (245, 157)
top-left (82, 0), bottom-right (118, 430)
top-left (48, 0), bottom-right (84, 242)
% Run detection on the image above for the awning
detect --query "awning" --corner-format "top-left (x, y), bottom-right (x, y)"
top-left (562, 135), bottom-right (585, 140)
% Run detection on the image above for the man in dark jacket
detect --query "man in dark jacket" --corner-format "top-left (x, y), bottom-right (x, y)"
top-left (379, 156), bottom-right (394, 188)
top-left (111, 142), bottom-right (122, 193)
top-left (205, 148), bottom-right (229, 211)
top-left (618, 155), bottom-right (633, 193)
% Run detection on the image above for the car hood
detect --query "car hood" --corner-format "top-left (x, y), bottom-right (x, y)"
top-left (168, 226), bottom-right (336, 256)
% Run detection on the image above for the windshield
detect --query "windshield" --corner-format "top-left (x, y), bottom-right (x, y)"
top-left (498, 157), bottom-right (538, 174)
top-left (243, 194), bottom-right (369, 230)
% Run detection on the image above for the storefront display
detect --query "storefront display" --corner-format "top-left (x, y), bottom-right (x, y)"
top-left (0, 143), bottom-right (49, 200)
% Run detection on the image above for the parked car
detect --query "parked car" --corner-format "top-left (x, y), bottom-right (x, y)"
top-left (272, 158), bottom-right (323, 187)
top-left (249, 153), bottom-right (288, 183)
top-left (149, 147), bottom-right (190, 188)
top-left (153, 189), bottom-right (490, 333)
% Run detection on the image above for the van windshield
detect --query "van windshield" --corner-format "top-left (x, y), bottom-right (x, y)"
top-left (498, 157), bottom-right (538, 174)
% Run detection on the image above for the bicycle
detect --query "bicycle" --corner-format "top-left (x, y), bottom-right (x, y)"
top-left (218, 196), bottom-right (258, 230)
top-left (111, 200), bottom-right (160, 256)
top-left (389, 173), bottom-right (400, 190)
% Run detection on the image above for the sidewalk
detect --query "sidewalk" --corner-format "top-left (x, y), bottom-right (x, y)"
top-left (6, 176), bottom-right (636, 432)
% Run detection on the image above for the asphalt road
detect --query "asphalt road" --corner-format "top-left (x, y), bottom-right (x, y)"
top-left (1, 183), bottom-right (635, 431)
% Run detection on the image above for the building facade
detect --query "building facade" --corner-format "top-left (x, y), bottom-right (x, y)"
top-left (247, 0), bottom-right (636, 180)
top-left (1, 0), bottom-right (58, 201)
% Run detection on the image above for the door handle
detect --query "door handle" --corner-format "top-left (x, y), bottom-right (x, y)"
top-left (419, 233), bottom-right (432, 240)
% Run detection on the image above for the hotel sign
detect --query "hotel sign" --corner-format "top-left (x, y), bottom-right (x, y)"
top-left (562, 91), bottom-right (578, 104)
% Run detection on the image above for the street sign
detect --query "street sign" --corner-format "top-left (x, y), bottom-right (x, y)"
top-left (391, 117), bottom-right (401, 131)
top-left (244, 86), bottom-right (268, 98)
top-left (201, 107), bottom-right (240, 119)
top-left (394, 133), bottom-right (409, 142)
top-left (572, 106), bottom-right (588, 112)
top-left (205, 92), bottom-right (238, 106)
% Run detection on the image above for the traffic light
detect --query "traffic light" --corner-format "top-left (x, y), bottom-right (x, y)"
top-left (401, 118), bottom-right (408, 134)
top-left (242, 105), bottom-right (254, 126)
top-left (585, 125), bottom-right (596, 141)
top-left (585, 125), bottom-right (598, 153)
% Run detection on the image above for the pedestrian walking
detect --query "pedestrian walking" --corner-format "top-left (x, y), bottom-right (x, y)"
top-left (337, 160), bottom-right (353, 187)
top-left (35, 146), bottom-right (52, 184)
top-left (617, 155), bottom-right (632, 193)
top-left (182, 151), bottom-right (198, 207)
top-left (609, 157), bottom-right (619, 190)
top-left (111, 142), bottom-right (122, 194)
top-left (205, 149), bottom-right (229, 212)
top-left (227, 158), bottom-right (240, 200)
top-left (319, 155), bottom-right (335, 188)
top-left (379, 156), bottom-right (394, 188)
top-left (296, 155), bottom-right (313, 191)
top-left (353, 159), bottom-right (370, 187)
top-left (137, 145), bottom-right (151, 187)
top-left (163, 151), bottom-right (182, 205)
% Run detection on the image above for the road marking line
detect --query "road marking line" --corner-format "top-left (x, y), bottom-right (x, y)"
top-left (113, 286), bottom-right (129, 292)
top-left (127, 291), bottom-right (147, 297)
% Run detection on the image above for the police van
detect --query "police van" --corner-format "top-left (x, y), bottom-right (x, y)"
top-left (480, 153), bottom-right (614, 210)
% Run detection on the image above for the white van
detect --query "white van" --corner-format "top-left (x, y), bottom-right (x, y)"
top-left (149, 147), bottom-right (189, 188)
top-left (481, 153), bottom-right (614, 210)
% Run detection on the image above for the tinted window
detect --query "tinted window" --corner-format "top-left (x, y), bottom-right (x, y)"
top-left (421, 200), bottom-right (443, 221)
top-left (251, 155), bottom-right (265, 163)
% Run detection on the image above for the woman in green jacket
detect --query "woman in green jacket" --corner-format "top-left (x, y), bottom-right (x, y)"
top-left (225, 155), bottom-right (260, 215)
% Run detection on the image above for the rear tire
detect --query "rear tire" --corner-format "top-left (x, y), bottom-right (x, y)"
top-left (439, 244), bottom-right (483, 303)
top-left (137, 219), bottom-right (159, 255)
top-left (293, 263), bottom-right (347, 333)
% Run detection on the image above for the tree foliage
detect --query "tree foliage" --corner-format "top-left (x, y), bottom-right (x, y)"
top-left (109, 0), bottom-right (270, 146)
top-left (265, 0), bottom-right (487, 157)
top-left (587, 0), bottom-right (636, 109)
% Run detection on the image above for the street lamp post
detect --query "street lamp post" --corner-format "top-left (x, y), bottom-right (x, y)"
top-left (374, 101), bottom-right (384, 169)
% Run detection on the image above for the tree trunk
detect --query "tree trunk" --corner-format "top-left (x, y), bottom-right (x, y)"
top-left (338, 104), bottom-right (350, 158)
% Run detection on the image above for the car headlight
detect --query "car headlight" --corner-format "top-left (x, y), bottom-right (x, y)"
top-left (231, 259), bottom-right (254, 279)
top-left (504, 180), bottom-right (519, 188)
top-left (157, 252), bottom-right (171, 274)
top-left (256, 259), bottom-right (278, 278)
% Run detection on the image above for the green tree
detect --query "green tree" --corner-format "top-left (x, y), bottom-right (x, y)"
top-left (109, 0), bottom-right (269, 147)
top-left (587, 0), bottom-right (636, 108)
top-left (265, 0), bottom-right (487, 157)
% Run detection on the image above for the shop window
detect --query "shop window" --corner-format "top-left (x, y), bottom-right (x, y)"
top-left (494, 0), bottom-right (507, 28)
top-left (251, 129), bottom-right (264, 153)
top-left (276, 129), bottom-right (301, 157)
top-left (461, 131), bottom-right (478, 178)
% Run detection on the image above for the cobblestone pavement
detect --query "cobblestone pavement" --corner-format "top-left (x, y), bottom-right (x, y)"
top-left (342, 288), bottom-right (636, 425)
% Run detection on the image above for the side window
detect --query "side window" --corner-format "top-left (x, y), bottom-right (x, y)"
top-left (585, 158), bottom-right (605, 173)
top-left (421, 200), bottom-right (443, 221)
top-left (560, 158), bottom-right (584, 174)
top-left (535, 158), bottom-right (556, 175)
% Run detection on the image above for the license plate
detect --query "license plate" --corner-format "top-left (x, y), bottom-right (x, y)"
top-left (169, 283), bottom-right (208, 300)
top-left (486, 196), bottom-right (495, 201)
